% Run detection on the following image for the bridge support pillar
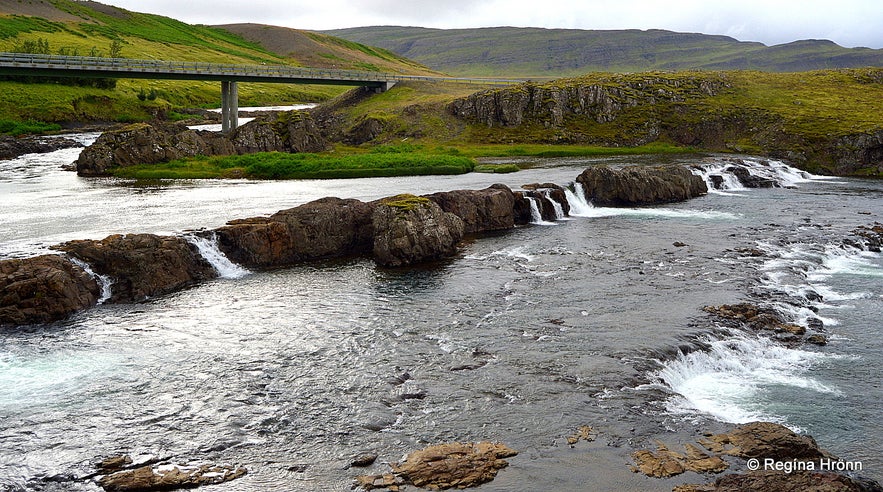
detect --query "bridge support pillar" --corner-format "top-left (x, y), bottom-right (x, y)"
top-left (374, 81), bottom-right (396, 93)
top-left (221, 80), bottom-right (239, 133)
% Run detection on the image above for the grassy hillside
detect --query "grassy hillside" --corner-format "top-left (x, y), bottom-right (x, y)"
top-left (0, 1), bottom-right (430, 125)
top-left (319, 69), bottom-right (883, 176)
top-left (323, 26), bottom-right (883, 77)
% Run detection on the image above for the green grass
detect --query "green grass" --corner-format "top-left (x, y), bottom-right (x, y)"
top-left (111, 151), bottom-right (476, 179)
top-left (473, 164), bottom-right (521, 173)
top-left (0, 119), bottom-right (61, 135)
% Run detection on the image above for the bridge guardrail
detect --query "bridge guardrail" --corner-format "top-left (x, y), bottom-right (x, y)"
top-left (0, 52), bottom-right (523, 86)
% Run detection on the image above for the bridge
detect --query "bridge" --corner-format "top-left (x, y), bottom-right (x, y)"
top-left (0, 52), bottom-right (521, 132)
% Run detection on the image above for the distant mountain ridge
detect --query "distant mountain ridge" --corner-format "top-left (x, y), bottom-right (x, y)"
top-left (322, 26), bottom-right (883, 77)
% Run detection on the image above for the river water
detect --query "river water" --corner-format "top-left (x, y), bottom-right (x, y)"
top-left (0, 135), bottom-right (881, 491)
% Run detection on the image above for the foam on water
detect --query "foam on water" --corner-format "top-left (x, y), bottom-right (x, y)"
top-left (653, 332), bottom-right (842, 425)
top-left (69, 257), bottom-right (113, 304)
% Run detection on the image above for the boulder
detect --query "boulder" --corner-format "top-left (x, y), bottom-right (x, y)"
top-left (214, 197), bottom-right (375, 268)
top-left (356, 442), bottom-right (517, 491)
top-left (53, 234), bottom-right (216, 303)
top-left (726, 164), bottom-right (779, 188)
top-left (372, 195), bottom-right (465, 267)
top-left (423, 184), bottom-right (517, 234)
top-left (98, 463), bottom-right (246, 491)
top-left (0, 254), bottom-right (99, 326)
top-left (576, 164), bottom-right (707, 206)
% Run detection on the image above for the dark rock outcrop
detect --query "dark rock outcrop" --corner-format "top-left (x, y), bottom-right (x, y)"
top-left (704, 303), bottom-right (808, 336)
top-left (53, 234), bottom-right (216, 303)
top-left (75, 122), bottom-right (234, 176)
top-left (521, 183), bottom-right (571, 220)
top-left (0, 135), bottom-right (80, 161)
top-left (371, 195), bottom-right (465, 267)
top-left (75, 111), bottom-right (328, 176)
top-left (0, 254), bottom-right (99, 326)
top-left (726, 164), bottom-right (779, 188)
top-left (576, 164), bottom-right (707, 206)
top-left (423, 184), bottom-right (517, 234)
top-left (356, 442), bottom-right (517, 491)
top-left (215, 197), bottom-right (375, 268)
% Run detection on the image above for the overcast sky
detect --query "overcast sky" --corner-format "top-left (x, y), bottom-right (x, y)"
top-left (98, 0), bottom-right (883, 49)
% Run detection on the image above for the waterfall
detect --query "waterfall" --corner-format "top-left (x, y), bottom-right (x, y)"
top-left (543, 191), bottom-right (566, 220)
top-left (69, 257), bottom-right (113, 304)
top-left (564, 182), bottom-right (594, 216)
top-left (692, 158), bottom-right (822, 192)
top-left (526, 197), bottom-right (543, 223)
top-left (186, 233), bottom-right (250, 279)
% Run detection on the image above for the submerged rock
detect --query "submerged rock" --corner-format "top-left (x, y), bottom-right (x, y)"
top-left (0, 254), bottom-right (99, 326)
top-left (53, 234), bottom-right (216, 303)
top-left (576, 164), bottom-right (707, 206)
top-left (632, 441), bottom-right (729, 478)
top-left (372, 195), bottom-right (465, 267)
top-left (98, 462), bottom-right (246, 491)
top-left (356, 441), bottom-right (517, 490)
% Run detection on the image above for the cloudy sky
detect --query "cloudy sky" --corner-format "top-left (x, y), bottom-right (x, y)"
top-left (98, 0), bottom-right (883, 49)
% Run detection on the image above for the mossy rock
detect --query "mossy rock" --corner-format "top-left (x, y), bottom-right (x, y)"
top-left (380, 194), bottom-right (431, 211)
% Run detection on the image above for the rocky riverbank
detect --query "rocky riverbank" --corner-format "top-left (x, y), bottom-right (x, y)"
top-left (0, 134), bottom-right (81, 160)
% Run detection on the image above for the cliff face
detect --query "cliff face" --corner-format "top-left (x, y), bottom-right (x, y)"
top-left (446, 72), bottom-right (883, 176)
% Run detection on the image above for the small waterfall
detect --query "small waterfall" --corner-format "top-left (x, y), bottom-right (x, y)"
top-left (543, 191), bottom-right (566, 220)
top-left (526, 196), bottom-right (544, 224)
top-left (692, 158), bottom-right (821, 192)
top-left (186, 233), bottom-right (250, 279)
top-left (564, 182), bottom-right (594, 216)
top-left (69, 257), bottom-right (113, 304)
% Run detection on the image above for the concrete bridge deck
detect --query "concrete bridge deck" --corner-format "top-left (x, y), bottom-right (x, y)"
top-left (0, 52), bottom-right (521, 131)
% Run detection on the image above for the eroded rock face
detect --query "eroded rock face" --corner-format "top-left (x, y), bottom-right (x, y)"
top-left (372, 195), bottom-right (465, 267)
top-left (215, 197), bottom-right (375, 268)
top-left (0, 254), bottom-right (99, 326)
top-left (53, 234), bottom-right (216, 303)
top-left (98, 463), bottom-right (246, 492)
top-left (231, 110), bottom-right (328, 154)
top-left (356, 442), bottom-right (517, 491)
top-left (423, 184), bottom-right (517, 234)
top-left (632, 442), bottom-right (729, 478)
top-left (576, 164), bottom-right (707, 206)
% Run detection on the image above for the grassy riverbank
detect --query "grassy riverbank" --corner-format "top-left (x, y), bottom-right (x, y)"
top-left (108, 142), bottom-right (695, 180)
top-left (111, 150), bottom-right (476, 180)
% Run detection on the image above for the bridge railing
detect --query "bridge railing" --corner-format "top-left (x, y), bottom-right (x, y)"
top-left (0, 52), bottom-right (523, 85)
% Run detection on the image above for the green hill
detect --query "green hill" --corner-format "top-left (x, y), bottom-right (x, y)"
top-left (0, 0), bottom-right (432, 125)
top-left (323, 26), bottom-right (883, 77)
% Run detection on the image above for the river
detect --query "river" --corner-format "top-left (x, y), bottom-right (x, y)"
top-left (0, 133), bottom-right (881, 491)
